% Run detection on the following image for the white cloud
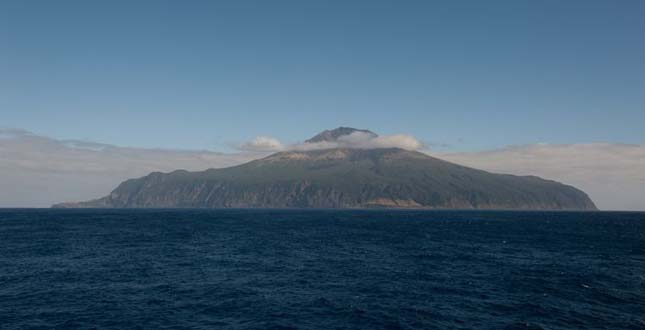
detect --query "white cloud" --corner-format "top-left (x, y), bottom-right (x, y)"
top-left (363, 133), bottom-right (423, 150)
top-left (237, 136), bottom-right (284, 152)
top-left (290, 132), bottom-right (424, 151)
top-left (237, 131), bottom-right (423, 152)
top-left (433, 143), bottom-right (645, 211)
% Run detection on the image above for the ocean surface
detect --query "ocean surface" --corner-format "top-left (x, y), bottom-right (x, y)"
top-left (0, 209), bottom-right (643, 330)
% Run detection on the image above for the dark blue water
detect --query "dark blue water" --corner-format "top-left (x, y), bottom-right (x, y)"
top-left (1, 209), bottom-right (644, 329)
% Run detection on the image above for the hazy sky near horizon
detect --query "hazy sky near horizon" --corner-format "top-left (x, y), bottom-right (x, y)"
top-left (2, 0), bottom-right (644, 152)
top-left (2, 128), bottom-right (645, 210)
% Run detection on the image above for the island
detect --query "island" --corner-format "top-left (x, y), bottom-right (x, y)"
top-left (54, 128), bottom-right (597, 210)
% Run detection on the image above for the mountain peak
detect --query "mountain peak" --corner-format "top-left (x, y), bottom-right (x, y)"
top-left (305, 127), bottom-right (377, 143)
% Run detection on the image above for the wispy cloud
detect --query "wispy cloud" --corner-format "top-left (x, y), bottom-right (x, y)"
top-left (237, 136), bottom-right (285, 152)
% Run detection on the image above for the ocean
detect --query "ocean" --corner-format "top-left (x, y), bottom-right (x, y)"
top-left (0, 209), bottom-right (643, 329)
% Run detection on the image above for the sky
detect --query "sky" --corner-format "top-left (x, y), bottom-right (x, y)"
top-left (2, 0), bottom-right (644, 152)
top-left (1, 1), bottom-right (644, 210)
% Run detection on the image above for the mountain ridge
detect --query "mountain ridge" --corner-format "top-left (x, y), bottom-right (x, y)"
top-left (53, 142), bottom-right (597, 210)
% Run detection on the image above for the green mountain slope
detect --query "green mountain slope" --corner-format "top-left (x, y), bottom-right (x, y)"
top-left (54, 148), bottom-right (597, 210)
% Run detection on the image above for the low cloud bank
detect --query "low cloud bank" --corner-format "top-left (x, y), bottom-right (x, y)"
top-left (435, 143), bottom-right (645, 211)
top-left (0, 129), bottom-right (256, 207)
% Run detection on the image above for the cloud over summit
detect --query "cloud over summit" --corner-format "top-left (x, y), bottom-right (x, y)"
top-left (239, 131), bottom-right (424, 152)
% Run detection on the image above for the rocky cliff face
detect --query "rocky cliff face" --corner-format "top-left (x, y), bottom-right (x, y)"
top-left (54, 147), bottom-right (597, 210)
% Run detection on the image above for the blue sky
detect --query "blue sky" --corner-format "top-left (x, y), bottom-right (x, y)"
top-left (1, 0), bottom-right (644, 152)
